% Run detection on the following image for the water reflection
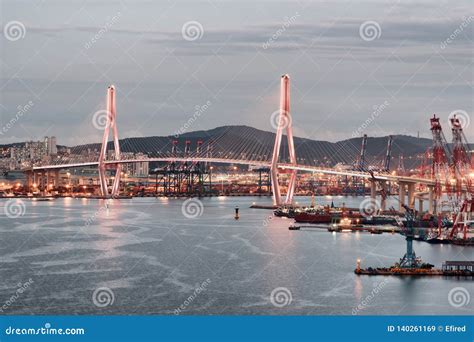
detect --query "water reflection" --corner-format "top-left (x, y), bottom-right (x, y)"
top-left (0, 196), bottom-right (471, 315)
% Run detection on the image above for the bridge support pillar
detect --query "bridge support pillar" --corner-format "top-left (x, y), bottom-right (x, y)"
top-left (270, 74), bottom-right (297, 206)
top-left (380, 180), bottom-right (387, 211)
top-left (428, 185), bottom-right (435, 214)
top-left (370, 180), bottom-right (376, 200)
top-left (418, 197), bottom-right (424, 214)
top-left (98, 85), bottom-right (122, 198)
top-left (398, 182), bottom-right (406, 211)
top-left (25, 171), bottom-right (33, 192)
top-left (54, 170), bottom-right (60, 188)
top-left (46, 171), bottom-right (50, 192)
top-left (407, 183), bottom-right (415, 209)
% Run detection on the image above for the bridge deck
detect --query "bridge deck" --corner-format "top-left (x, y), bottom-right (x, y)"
top-left (28, 157), bottom-right (435, 185)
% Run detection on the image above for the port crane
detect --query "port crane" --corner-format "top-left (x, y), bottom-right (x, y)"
top-left (447, 115), bottom-right (473, 242)
top-left (356, 134), bottom-right (368, 171)
top-left (398, 204), bottom-right (423, 268)
top-left (429, 115), bottom-right (453, 212)
top-left (383, 135), bottom-right (393, 172)
top-left (371, 165), bottom-right (425, 268)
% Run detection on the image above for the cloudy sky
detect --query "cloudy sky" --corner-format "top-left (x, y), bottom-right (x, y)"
top-left (0, 0), bottom-right (473, 146)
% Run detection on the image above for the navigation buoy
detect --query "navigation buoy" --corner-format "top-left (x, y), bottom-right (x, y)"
top-left (234, 206), bottom-right (240, 220)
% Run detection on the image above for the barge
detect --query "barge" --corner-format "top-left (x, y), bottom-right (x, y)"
top-left (355, 260), bottom-right (474, 277)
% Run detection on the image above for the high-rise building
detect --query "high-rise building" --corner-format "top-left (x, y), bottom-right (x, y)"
top-left (44, 136), bottom-right (57, 155)
top-left (132, 161), bottom-right (149, 177)
top-left (50, 136), bottom-right (57, 155)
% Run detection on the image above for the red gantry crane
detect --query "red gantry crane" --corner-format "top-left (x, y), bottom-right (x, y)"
top-left (448, 114), bottom-right (473, 243)
top-left (429, 115), bottom-right (452, 213)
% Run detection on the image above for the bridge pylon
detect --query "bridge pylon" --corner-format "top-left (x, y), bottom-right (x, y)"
top-left (270, 74), bottom-right (297, 206)
top-left (98, 85), bottom-right (122, 197)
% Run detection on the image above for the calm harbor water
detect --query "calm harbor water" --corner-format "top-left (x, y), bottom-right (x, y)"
top-left (0, 196), bottom-right (472, 315)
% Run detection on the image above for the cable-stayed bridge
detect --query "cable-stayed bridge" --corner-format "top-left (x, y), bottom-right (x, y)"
top-left (26, 75), bottom-right (437, 209)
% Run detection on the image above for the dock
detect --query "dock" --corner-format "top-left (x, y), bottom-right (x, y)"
top-left (289, 224), bottom-right (400, 234)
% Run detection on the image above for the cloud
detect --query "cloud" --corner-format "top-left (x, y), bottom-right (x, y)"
top-left (0, 0), bottom-right (472, 145)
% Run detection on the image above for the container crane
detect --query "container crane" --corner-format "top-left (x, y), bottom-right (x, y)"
top-left (429, 115), bottom-right (452, 212)
top-left (383, 135), bottom-right (393, 172)
top-left (356, 134), bottom-right (368, 171)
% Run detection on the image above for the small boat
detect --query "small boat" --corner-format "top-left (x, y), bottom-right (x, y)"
top-left (273, 206), bottom-right (300, 218)
top-left (425, 232), bottom-right (450, 244)
top-left (369, 228), bottom-right (383, 234)
top-left (31, 197), bottom-right (55, 201)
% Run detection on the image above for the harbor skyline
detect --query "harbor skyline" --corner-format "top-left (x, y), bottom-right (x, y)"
top-left (0, 1), bottom-right (472, 340)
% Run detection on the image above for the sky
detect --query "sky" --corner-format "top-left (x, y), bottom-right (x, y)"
top-left (0, 0), bottom-right (473, 146)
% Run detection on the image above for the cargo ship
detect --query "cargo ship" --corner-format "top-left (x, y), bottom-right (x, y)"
top-left (294, 209), bottom-right (332, 223)
top-left (294, 209), bottom-right (397, 226)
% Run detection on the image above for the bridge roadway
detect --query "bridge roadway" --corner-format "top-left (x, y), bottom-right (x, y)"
top-left (29, 157), bottom-right (435, 186)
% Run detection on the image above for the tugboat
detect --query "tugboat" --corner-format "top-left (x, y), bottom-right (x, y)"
top-left (273, 206), bottom-right (300, 218)
top-left (273, 206), bottom-right (290, 217)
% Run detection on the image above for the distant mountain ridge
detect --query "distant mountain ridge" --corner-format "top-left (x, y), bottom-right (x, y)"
top-left (76, 125), bottom-right (435, 169)
top-left (2, 125), bottom-right (468, 169)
